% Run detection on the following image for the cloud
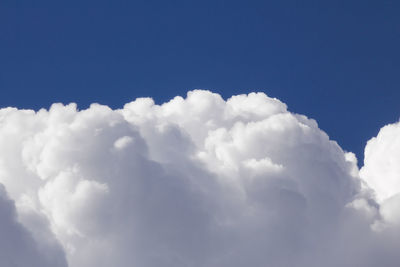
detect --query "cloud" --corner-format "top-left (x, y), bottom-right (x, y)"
top-left (361, 122), bottom-right (400, 201)
top-left (360, 121), bottom-right (400, 226)
top-left (0, 90), bottom-right (399, 266)
top-left (0, 184), bottom-right (67, 267)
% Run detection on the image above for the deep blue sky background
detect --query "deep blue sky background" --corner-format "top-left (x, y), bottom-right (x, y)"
top-left (1, 0), bottom-right (399, 165)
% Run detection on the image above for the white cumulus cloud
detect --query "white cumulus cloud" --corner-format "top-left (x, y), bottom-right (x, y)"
top-left (0, 184), bottom-right (67, 267)
top-left (361, 121), bottom-right (400, 226)
top-left (0, 90), bottom-right (399, 266)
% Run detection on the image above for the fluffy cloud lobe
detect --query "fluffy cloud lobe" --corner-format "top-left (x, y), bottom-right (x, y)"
top-left (0, 185), bottom-right (67, 267)
top-left (0, 90), bottom-right (399, 266)
top-left (361, 122), bottom-right (400, 226)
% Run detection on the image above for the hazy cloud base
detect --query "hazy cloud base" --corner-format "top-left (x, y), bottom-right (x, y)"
top-left (0, 90), bottom-right (399, 266)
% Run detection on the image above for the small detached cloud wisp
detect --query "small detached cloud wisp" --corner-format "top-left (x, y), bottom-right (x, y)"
top-left (0, 90), bottom-right (399, 267)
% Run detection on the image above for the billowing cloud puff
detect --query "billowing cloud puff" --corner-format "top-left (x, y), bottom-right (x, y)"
top-left (0, 184), bottom-right (67, 267)
top-left (0, 90), bottom-right (399, 266)
top-left (361, 122), bottom-right (400, 202)
top-left (361, 121), bottom-right (400, 226)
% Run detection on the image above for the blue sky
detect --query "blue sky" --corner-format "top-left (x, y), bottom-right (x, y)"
top-left (1, 0), bottom-right (399, 164)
